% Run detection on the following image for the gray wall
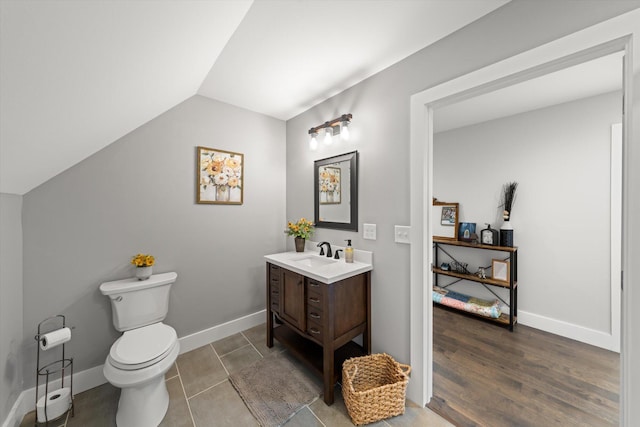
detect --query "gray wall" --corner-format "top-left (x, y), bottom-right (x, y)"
top-left (21, 95), bottom-right (286, 386)
top-left (286, 0), bottom-right (640, 372)
top-left (0, 194), bottom-right (23, 422)
top-left (6, 0), bottom-right (640, 423)
top-left (434, 91), bottom-right (620, 333)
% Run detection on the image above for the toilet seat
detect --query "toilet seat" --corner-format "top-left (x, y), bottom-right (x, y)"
top-left (108, 322), bottom-right (177, 371)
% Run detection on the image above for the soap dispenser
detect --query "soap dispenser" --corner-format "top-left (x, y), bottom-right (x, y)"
top-left (345, 239), bottom-right (354, 263)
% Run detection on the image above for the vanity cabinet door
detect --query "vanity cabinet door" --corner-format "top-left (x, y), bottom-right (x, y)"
top-left (280, 269), bottom-right (306, 331)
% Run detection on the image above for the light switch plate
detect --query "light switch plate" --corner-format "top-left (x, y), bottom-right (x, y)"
top-left (363, 223), bottom-right (377, 240)
top-left (395, 225), bottom-right (411, 244)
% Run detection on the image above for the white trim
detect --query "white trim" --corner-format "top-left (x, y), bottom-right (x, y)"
top-left (611, 123), bottom-right (623, 353)
top-left (178, 309), bottom-right (266, 354)
top-left (2, 396), bottom-right (23, 427)
top-left (409, 10), bottom-right (638, 420)
top-left (2, 309), bottom-right (267, 427)
top-left (2, 364), bottom-right (105, 427)
top-left (518, 311), bottom-right (619, 352)
top-left (619, 31), bottom-right (633, 427)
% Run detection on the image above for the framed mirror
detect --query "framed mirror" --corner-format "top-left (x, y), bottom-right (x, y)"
top-left (314, 151), bottom-right (358, 231)
top-left (432, 199), bottom-right (459, 241)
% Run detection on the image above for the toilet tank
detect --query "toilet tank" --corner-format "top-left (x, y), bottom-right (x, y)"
top-left (99, 272), bottom-right (177, 332)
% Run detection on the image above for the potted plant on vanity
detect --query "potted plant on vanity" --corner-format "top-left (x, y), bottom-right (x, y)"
top-left (286, 218), bottom-right (314, 252)
top-left (131, 253), bottom-right (155, 280)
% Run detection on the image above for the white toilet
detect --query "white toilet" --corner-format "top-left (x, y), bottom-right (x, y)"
top-left (100, 272), bottom-right (179, 427)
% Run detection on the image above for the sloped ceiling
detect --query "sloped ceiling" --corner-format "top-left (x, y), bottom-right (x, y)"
top-left (198, 0), bottom-right (508, 120)
top-left (0, 0), bottom-right (253, 195)
top-left (0, 0), bottom-right (507, 195)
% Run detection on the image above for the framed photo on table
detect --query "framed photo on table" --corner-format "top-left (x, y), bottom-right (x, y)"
top-left (492, 259), bottom-right (510, 283)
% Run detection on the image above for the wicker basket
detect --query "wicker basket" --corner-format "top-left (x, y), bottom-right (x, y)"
top-left (342, 353), bottom-right (411, 425)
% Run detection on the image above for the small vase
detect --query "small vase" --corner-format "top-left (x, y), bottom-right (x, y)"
top-left (294, 237), bottom-right (305, 252)
top-left (216, 185), bottom-right (230, 202)
top-left (500, 221), bottom-right (514, 247)
top-left (136, 266), bottom-right (152, 281)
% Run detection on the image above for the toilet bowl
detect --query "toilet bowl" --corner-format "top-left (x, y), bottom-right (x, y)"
top-left (100, 272), bottom-right (179, 427)
top-left (104, 323), bottom-right (179, 427)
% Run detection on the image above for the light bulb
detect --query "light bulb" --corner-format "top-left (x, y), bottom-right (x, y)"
top-left (309, 133), bottom-right (318, 150)
top-left (341, 121), bottom-right (350, 141)
top-left (323, 127), bottom-right (333, 145)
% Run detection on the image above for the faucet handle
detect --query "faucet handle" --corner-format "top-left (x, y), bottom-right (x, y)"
top-left (334, 249), bottom-right (343, 260)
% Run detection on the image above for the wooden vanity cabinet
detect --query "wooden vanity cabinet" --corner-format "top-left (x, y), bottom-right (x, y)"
top-left (280, 268), bottom-right (306, 330)
top-left (266, 262), bottom-right (371, 405)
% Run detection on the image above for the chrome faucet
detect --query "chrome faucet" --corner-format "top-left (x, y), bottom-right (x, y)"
top-left (317, 241), bottom-right (332, 257)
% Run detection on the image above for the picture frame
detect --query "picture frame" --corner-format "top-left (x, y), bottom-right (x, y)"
top-left (492, 259), bottom-right (510, 283)
top-left (197, 146), bottom-right (244, 205)
top-left (318, 166), bottom-right (341, 205)
top-left (432, 200), bottom-right (459, 241)
top-left (458, 222), bottom-right (476, 242)
top-left (441, 206), bottom-right (456, 226)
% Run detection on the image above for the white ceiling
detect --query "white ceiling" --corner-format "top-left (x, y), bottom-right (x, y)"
top-left (0, 0), bottom-right (507, 195)
top-left (434, 52), bottom-right (624, 133)
top-left (198, 0), bottom-right (509, 120)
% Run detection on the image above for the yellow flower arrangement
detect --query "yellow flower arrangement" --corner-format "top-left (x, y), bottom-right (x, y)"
top-left (286, 218), bottom-right (314, 239)
top-left (131, 253), bottom-right (155, 268)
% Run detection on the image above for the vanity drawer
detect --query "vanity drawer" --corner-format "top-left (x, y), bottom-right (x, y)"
top-left (268, 264), bottom-right (280, 314)
top-left (270, 285), bottom-right (280, 313)
top-left (306, 281), bottom-right (323, 309)
top-left (306, 320), bottom-right (323, 342)
top-left (270, 265), bottom-right (281, 284)
top-left (307, 292), bottom-right (322, 310)
top-left (307, 280), bottom-right (321, 291)
top-left (307, 307), bottom-right (323, 324)
top-left (270, 284), bottom-right (280, 297)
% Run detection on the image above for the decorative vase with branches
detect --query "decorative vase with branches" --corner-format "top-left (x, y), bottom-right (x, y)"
top-left (499, 182), bottom-right (518, 247)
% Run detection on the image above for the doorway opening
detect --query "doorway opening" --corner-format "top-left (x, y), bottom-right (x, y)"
top-left (427, 57), bottom-right (623, 423)
top-left (408, 27), bottom-right (634, 424)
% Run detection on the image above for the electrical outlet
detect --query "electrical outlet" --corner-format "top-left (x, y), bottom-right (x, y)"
top-left (394, 225), bottom-right (411, 244)
top-left (363, 223), bottom-right (377, 240)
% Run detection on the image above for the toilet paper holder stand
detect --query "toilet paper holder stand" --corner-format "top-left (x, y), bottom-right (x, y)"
top-left (34, 315), bottom-right (75, 426)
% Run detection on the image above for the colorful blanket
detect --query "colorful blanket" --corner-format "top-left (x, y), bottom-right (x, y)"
top-left (433, 286), bottom-right (502, 319)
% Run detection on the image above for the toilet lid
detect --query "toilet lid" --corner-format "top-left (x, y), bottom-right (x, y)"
top-left (109, 323), bottom-right (177, 370)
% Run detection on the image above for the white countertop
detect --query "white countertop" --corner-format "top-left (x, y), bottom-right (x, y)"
top-left (264, 248), bottom-right (372, 284)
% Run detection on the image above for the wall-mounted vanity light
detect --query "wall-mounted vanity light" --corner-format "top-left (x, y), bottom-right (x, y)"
top-left (308, 113), bottom-right (352, 151)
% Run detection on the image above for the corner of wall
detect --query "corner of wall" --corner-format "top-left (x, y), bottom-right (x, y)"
top-left (0, 193), bottom-right (24, 426)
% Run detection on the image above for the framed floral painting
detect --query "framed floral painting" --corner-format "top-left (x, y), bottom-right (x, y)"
top-left (318, 166), bottom-right (341, 204)
top-left (197, 146), bottom-right (243, 204)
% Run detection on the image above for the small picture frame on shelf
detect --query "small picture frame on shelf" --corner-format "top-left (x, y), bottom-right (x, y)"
top-left (492, 259), bottom-right (510, 283)
top-left (458, 222), bottom-right (476, 242)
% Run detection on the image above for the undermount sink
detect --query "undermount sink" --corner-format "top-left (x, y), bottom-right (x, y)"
top-left (293, 256), bottom-right (337, 268)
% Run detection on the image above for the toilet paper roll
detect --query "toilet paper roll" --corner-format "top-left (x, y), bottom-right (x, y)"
top-left (36, 387), bottom-right (72, 422)
top-left (39, 327), bottom-right (71, 351)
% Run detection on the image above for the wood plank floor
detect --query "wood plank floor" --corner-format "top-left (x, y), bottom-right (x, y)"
top-left (428, 306), bottom-right (619, 427)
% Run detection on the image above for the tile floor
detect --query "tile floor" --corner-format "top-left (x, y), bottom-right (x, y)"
top-left (21, 324), bottom-right (452, 427)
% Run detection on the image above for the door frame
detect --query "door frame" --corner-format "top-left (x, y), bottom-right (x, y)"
top-left (408, 13), bottom-right (636, 424)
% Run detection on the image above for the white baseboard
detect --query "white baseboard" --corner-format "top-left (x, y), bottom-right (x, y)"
top-left (2, 309), bottom-right (267, 427)
top-left (178, 309), bottom-right (266, 354)
top-left (518, 310), bottom-right (620, 352)
top-left (2, 363), bottom-right (105, 427)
